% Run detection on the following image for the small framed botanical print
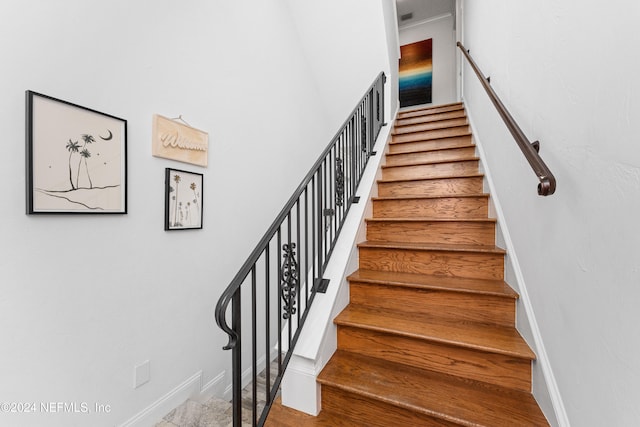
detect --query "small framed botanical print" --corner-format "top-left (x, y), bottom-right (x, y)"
top-left (165, 168), bottom-right (203, 230)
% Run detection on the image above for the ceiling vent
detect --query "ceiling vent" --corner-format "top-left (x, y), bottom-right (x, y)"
top-left (400, 12), bottom-right (413, 21)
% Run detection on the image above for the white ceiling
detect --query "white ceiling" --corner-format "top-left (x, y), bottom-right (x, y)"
top-left (395, 0), bottom-right (455, 28)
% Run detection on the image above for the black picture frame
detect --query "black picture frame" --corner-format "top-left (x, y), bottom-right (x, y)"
top-left (26, 91), bottom-right (127, 214)
top-left (165, 168), bottom-right (203, 230)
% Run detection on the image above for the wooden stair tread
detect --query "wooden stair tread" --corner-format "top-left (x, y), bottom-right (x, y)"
top-left (365, 217), bottom-right (497, 245)
top-left (377, 178), bottom-right (485, 198)
top-left (395, 110), bottom-right (467, 127)
top-left (385, 144), bottom-right (476, 156)
top-left (318, 351), bottom-right (548, 426)
top-left (382, 157), bottom-right (480, 169)
top-left (335, 305), bottom-right (534, 359)
top-left (358, 240), bottom-right (506, 255)
top-left (398, 102), bottom-right (464, 118)
top-left (391, 125), bottom-right (469, 135)
top-left (266, 397), bottom-right (355, 426)
top-left (391, 125), bottom-right (471, 143)
top-left (385, 148), bottom-right (478, 167)
top-left (366, 217), bottom-right (497, 223)
top-left (390, 132), bottom-right (472, 144)
top-left (392, 118), bottom-right (468, 135)
top-left (377, 172), bottom-right (484, 184)
top-left (373, 193), bottom-right (489, 201)
top-left (348, 269), bottom-right (517, 298)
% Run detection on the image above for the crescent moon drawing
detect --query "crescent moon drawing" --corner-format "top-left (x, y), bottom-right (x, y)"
top-left (100, 129), bottom-right (113, 141)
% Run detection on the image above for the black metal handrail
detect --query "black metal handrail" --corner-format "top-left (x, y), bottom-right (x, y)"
top-left (457, 42), bottom-right (556, 196)
top-left (215, 72), bottom-right (386, 426)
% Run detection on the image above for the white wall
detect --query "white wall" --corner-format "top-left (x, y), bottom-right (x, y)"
top-left (462, 1), bottom-right (640, 426)
top-left (277, 0), bottom-right (399, 415)
top-left (285, 0), bottom-right (394, 132)
top-left (381, 0), bottom-right (401, 117)
top-left (399, 14), bottom-right (457, 106)
top-left (0, 1), bottom-right (335, 426)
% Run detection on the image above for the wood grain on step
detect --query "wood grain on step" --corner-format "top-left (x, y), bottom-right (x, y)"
top-left (392, 125), bottom-right (470, 144)
top-left (372, 195), bottom-right (489, 219)
top-left (348, 269), bottom-right (518, 298)
top-left (265, 397), bottom-right (356, 426)
top-left (377, 175), bottom-right (484, 197)
top-left (381, 159), bottom-right (479, 180)
top-left (320, 385), bottom-right (459, 427)
top-left (357, 242), bottom-right (504, 280)
top-left (348, 280), bottom-right (514, 325)
top-left (337, 325), bottom-right (531, 392)
top-left (385, 146), bottom-right (476, 166)
top-left (388, 134), bottom-right (472, 153)
top-left (397, 102), bottom-right (464, 119)
top-left (395, 109), bottom-right (466, 127)
top-left (318, 351), bottom-right (549, 426)
top-left (335, 305), bottom-right (531, 358)
top-left (392, 117), bottom-right (468, 135)
top-left (366, 218), bottom-right (496, 245)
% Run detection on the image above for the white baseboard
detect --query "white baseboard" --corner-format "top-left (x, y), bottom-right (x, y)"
top-left (200, 371), bottom-right (226, 402)
top-left (119, 370), bottom-right (226, 427)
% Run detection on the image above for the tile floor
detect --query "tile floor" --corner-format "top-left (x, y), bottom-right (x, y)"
top-left (155, 397), bottom-right (236, 427)
top-left (155, 360), bottom-right (279, 427)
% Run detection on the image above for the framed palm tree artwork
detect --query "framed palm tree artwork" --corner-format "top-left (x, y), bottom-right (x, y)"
top-left (26, 91), bottom-right (127, 214)
top-left (165, 168), bottom-right (203, 230)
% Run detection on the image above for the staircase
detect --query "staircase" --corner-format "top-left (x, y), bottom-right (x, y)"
top-left (266, 102), bottom-right (549, 426)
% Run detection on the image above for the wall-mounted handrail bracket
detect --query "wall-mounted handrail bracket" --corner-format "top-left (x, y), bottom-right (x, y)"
top-left (457, 41), bottom-right (556, 196)
top-left (532, 140), bottom-right (540, 153)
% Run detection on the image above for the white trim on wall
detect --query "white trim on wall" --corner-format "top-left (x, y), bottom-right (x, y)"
top-left (119, 370), bottom-right (226, 427)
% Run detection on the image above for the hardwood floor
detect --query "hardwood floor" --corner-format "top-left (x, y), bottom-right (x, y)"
top-left (266, 102), bottom-right (549, 426)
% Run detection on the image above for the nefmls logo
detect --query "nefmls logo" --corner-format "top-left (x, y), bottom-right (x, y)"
top-left (40, 402), bottom-right (89, 413)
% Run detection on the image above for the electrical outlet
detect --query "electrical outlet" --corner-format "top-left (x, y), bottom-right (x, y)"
top-left (134, 360), bottom-right (150, 389)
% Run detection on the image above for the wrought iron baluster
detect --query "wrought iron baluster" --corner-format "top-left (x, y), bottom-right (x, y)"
top-left (296, 201), bottom-right (301, 325)
top-left (264, 245), bottom-right (271, 405)
top-left (251, 266), bottom-right (257, 426)
top-left (335, 156), bottom-right (344, 207)
top-left (280, 243), bottom-right (298, 320)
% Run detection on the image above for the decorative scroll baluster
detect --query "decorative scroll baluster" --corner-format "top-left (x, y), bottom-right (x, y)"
top-left (335, 157), bottom-right (344, 207)
top-left (280, 243), bottom-right (298, 319)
